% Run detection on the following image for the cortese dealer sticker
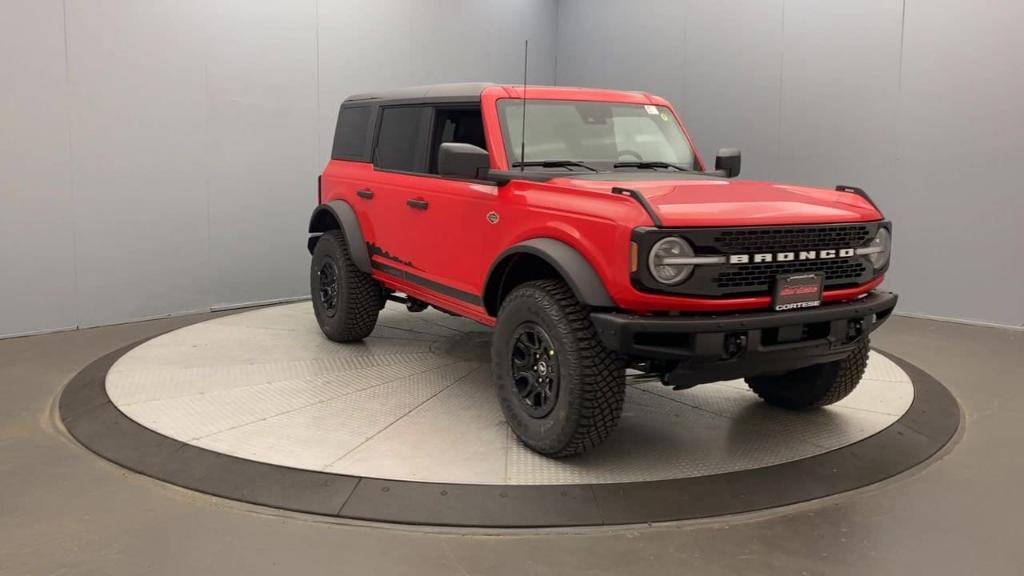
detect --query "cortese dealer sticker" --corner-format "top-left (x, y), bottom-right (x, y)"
top-left (773, 273), bottom-right (824, 312)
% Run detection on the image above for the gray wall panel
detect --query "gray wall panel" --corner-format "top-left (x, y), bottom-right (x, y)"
top-left (680, 0), bottom-right (784, 178)
top-left (0, 0), bottom-right (77, 336)
top-left (551, 0), bottom-right (608, 89)
top-left (555, 0), bottom-right (685, 98)
top-left (775, 0), bottom-right (902, 192)
top-left (204, 0), bottom-right (319, 307)
top-left (894, 0), bottom-right (1023, 326)
top-left (316, 0), bottom-right (558, 163)
top-left (66, 0), bottom-right (212, 327)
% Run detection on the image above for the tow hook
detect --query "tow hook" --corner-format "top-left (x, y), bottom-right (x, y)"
top-left (847, 320), bottom-right (864, 342)
top-left (722, 333), bottom-right (748, 360)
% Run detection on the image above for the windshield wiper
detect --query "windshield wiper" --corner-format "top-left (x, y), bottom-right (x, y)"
top-left (511, 160), bottom-right (600, 173)
top-left (613, 161), bottom-right (691, 172)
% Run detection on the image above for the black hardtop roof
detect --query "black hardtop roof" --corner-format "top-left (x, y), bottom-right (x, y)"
top-left (344, 82), bottom-right (496, 105)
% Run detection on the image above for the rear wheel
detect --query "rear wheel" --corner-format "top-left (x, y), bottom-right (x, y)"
top-left (310, 230), bottom-right (383, 342)
top-left (492, 279), bottom-right (626, 457)
top-left (746, 339), bottom-right (869, 409)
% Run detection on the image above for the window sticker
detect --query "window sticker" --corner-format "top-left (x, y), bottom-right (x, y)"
top-left (644, 105), bottom-right (659, 115)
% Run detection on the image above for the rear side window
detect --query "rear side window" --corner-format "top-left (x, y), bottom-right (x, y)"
top-left (374, 106), bottom-right (430, 172)
top-left (332, 105), bottom-right (374, 161)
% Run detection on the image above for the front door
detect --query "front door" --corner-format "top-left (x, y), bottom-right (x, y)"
top-left (402, 106), bottom-right (497, 312)
top-left (367, 103), bottom-right (498, 318)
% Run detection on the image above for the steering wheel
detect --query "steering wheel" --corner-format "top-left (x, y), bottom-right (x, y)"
top-left (617, 150), bottom-right (643, 161)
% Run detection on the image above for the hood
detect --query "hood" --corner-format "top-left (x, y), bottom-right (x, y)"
top-left (554, 174), bottom-right (882, 227)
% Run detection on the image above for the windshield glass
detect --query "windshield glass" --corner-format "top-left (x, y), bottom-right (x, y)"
top-left (498, 99), bottom-right (696, 170)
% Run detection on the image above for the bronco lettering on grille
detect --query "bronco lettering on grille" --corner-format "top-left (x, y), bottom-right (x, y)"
top-left (728, 248), bottom-right (856, 264)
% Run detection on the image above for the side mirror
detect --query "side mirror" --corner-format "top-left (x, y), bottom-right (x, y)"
top-left (438, 142), bottom-right (490, 180)
top-left (715, 148), bottom-right (741, 178)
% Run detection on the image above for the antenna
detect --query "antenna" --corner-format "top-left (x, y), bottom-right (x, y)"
top-left (520, 39), bottom-right (528, 172)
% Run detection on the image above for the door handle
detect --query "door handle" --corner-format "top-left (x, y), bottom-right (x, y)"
top-left (356, 189), bottom-right (374, 199)
top-left (406, 198), bottom-right (429, 210)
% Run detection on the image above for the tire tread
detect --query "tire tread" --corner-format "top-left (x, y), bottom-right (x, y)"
top-left (498, 279), bottom-right (626, 457)
top-left (747, 339), bottom-right (869, 409)
top-left (311, 231), bottom-right (383, 342)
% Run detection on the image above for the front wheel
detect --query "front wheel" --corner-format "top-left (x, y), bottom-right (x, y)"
top-left (746, 339), bottom-right (869, 409)
top-left (491, 280), bottom-right (626, 458)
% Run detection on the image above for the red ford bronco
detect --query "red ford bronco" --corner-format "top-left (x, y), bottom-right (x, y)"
top-left (308, 83), bottom-right (896, 457)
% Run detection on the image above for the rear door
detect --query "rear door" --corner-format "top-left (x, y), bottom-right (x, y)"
top-left (365, 105), bottom-right (432, 280)
top-left (322, 103), bottom-right (380, 245)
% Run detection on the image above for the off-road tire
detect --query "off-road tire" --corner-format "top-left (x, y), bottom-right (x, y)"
top-left (492, 279), bottom-right (626, 458)
top-left (310, 230), bottom-right (383, 342)
top-left (746, 339), bottom-right (869, 409)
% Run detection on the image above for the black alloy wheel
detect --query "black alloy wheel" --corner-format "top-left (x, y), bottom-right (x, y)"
top-left (510, 322), bottom-right (560, 418)
top-left (317, 260), bottom-right (340, 317)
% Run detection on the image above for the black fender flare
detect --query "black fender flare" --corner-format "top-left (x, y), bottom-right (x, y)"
top-left (484, 238), bottom-right (615, 314)
top-left (307, 200), bottom-right (371, 274)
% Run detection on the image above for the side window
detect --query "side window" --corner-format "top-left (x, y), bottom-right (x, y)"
top-left (429, 107), bottom-right (486, 174)
top-left (332, 105), bottom-right (374, 161)
top-left (374, 106), bottom-right (430, 172)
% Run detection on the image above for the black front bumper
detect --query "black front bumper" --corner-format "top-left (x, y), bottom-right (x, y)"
top-left (590, 291), bottom-right (898, 388)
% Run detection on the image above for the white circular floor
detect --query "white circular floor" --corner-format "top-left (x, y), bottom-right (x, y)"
top-left (106, 302), bottom-right (914, 485)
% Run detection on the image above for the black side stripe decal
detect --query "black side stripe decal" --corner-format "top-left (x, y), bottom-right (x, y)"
top-left (366, 242), bottom-right (417, 269)
top-left (371, 261), bottom-right (483, 306)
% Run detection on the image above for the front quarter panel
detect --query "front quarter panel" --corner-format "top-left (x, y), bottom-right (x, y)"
top-left (482, 179), bottom-right (648, 306)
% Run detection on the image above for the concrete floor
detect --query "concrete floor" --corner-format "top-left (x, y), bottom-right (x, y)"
top-left (0, 309), bottom-right (1020, 575)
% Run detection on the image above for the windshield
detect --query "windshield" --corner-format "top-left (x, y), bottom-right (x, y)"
top-left (498, 99), bottom-right (696, 171)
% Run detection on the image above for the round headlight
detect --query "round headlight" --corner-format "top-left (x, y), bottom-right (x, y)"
top-left (867, 228), bottom-right (891, 269)
top-left (648, 237), bottom-right (695, 285)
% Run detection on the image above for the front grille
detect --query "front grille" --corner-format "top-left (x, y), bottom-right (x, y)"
top-left (713, 225), bottom-right (872, 253)
top-left (632, 222), bottom-right (885, 298)
top-left (713, 259), bottom-right (867, 290)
